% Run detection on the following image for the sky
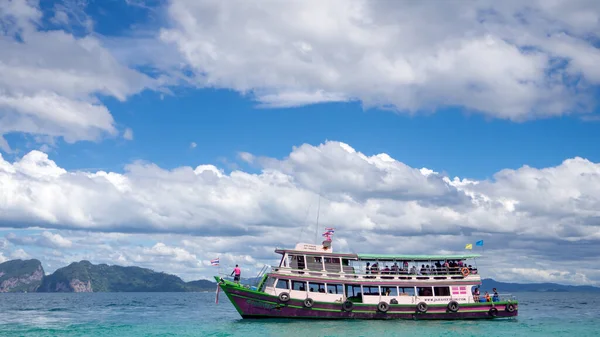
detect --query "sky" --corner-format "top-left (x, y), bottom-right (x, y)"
top-left (0, 0), bottom-right (600, 285)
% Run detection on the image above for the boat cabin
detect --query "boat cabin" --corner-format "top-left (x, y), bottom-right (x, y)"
top-left (265, 243), bottom-right (481, 305)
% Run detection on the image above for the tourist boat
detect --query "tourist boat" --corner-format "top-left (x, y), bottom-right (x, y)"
top-left (214, 238), bottom-right (518, 319)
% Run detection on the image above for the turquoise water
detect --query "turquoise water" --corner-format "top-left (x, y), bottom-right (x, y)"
top-left (0, 292), bottom-right (598, 336)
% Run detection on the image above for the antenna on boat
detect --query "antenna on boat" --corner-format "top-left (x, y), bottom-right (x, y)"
top-left (314, 193), bottom-right (321, 244)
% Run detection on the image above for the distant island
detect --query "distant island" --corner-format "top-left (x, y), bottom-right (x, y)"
top-left (481, 278), bottom-right (600, 293)
top-left (1, 259), bottom-right (599, 293)
top-left (1, 259), bottom-right (216, 293)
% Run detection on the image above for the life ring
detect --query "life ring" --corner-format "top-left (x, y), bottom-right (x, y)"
top-left (390, 299), bottom-right (398, 305)
top-left (505, 303), bottom-right (516, 313)
top-left (461, 267), bottom-right (470, 277)
top-left (342, 300), bottom-right (354, 311)
top-left (488, 307), bottom-right (498, 317)
top-left (377, 301), bottom-right (390, 313)
top-left (416, 302), bottom-right (428, 313)
top-left (447, 300), bottom-right (459, 313)
top-left (278, 292), bottom-right (290, 302)
top-left (303, 298), bottom-right (314, 308)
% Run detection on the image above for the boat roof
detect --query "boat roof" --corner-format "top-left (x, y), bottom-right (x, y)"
top-left (274, 248), bottom-right (357, 258)
top-left (275, 248), bottom-right (480, 261)
top-left (357, 253), bottom-right (480, 261)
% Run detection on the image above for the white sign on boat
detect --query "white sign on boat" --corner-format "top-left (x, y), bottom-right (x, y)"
top-left (294, 242), bottom-right (333, 252)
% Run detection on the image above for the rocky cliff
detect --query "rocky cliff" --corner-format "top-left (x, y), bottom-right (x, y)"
top-left (0, 259), bottom-right (44, 293)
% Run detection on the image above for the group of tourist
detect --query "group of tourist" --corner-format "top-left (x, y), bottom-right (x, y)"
top-left (472, 287), bottom-right (500, 302)
top-left (364, 260), bottom-right (478, 275)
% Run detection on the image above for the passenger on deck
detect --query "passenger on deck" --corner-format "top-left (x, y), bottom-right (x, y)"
top-left (383, 266), bottom-right (390, 274)
top-left (371, 263), bottom-right (379, 274)
top-left (410, 266), bottom-right (417, 274)
top-left (473, 287), bottom-right (480, 302)
top-left (484, 291), bottom-right (491, 302)
top-left (492, 288), bottom-right (499, 302)
top-left (391, 263), bottom-right (399, 274)
top-left (366, 262), bottom-right (371, 274)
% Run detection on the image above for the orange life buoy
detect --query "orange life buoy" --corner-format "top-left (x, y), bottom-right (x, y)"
top-left (461, 267), bottom-right (470, 277)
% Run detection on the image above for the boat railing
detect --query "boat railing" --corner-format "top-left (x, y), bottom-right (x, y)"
top-left (271, 266), bottom-right (480, 281)
top-left (474, 293), bottom-right (517, 303)
top-left (498, 293), bottom-right (517, 302)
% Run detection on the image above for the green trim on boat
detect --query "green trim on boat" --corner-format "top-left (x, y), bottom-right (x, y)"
top-left (215, 276), bottom-right (518, 311)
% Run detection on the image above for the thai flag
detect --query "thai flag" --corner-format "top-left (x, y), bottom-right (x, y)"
top-left (210, 258), bottom-right (219, 266)
top-left (325, 228), bottom-right (335, 233)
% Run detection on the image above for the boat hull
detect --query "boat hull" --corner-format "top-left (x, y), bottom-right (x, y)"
top-left (217, 280), bottom-right (518, 320)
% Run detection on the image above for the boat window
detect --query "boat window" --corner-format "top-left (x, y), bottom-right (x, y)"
top-left (275, 279), bottom-right (289, 289)
top-left (345, 284), bottom-right (362, 297)
top-left (308, 282), bottom-right (326, 293)
top-left (381, 286), bottom-right (398, 296)
top-left (399, 287), bottom-right (414, 296)
top-left (324, 257), bottom-right (341, 272)
top-left (363, 286), bottom-right (380, 296)
top-left (288, 255), bottom-right (300, 269)
top-left (326, 283), bottom-right (343, 294)
top-left (324, 257), bottom-right (340, 264)
top-left (417, 287), bottom-right (433, 297)
top-left (265, 277), bottom-right (276, 288)
top-left (292, 280), bottom-right (306, 291)
top-left (305, 257), bottom-right (323, 271)
top-left (433, 286), bottom-right (450, 296)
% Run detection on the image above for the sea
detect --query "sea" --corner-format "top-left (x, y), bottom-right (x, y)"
top-left (0, 292), bottom-right (598, 337)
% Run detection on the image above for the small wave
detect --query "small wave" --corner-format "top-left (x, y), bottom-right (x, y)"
top-left (48, 308), bottom-right (68, 312)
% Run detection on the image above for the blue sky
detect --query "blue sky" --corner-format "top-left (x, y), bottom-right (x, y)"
top-left (1, 0), bottom-right (600, 285)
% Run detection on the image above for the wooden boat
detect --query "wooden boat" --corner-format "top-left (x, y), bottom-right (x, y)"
top-left (215, 239), bottom-right (518, 319)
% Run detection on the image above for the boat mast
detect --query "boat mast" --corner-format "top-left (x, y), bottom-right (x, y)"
top-left (315, 193), bottom-right (321, 244)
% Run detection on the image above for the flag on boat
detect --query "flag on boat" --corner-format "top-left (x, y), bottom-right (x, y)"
top-left (465, 243), bottom-right (473, 250)
top-left (325, 227), bottom-right (335, 233)
top-left (210, 258), bottom-right (219, 266)
top-left (476, 240), bottom-right (484, 246)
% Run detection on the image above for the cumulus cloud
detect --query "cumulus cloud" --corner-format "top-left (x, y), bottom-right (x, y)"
top-left (0, 141), bottom-right (599, 284)
top-left (5, 231), bottom-right (72, 249)
top-left (123, 128), bottom-right (134, 141)
top-left (158, 0), bottom-right (600, 120)
top-left (0, 0), bottom-right (155, 151)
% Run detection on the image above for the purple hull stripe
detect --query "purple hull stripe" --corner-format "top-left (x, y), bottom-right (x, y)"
top-left (223, 287), bottom-right (518, 320)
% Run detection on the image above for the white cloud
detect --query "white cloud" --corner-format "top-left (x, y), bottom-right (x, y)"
top-left (10, 248), bottom-right (30, 260)
top-left (158, 0), bottom-right (600, 120)
top-left (190, 142), bottom-right (197, 149)
top-left (0, 140), bottom-right (599, 283)
top-left (5, 230), bottom-right (72, 249)
top-left (123, 128), bottom-right (134, 141)
top-left (0, 0), bottom-right (155, 150)
top-left (39, 231), bottom-right (72, 248)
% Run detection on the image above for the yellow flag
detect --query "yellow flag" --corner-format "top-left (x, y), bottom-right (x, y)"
top-left (465, 243), bottom-right (473, 250)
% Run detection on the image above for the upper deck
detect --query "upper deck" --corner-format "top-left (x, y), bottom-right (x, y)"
top-left (273, 242), bottom-right (481, 285)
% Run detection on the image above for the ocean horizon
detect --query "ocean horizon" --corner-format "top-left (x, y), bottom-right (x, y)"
top-left (0, 292), bottom-right (597, 336)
